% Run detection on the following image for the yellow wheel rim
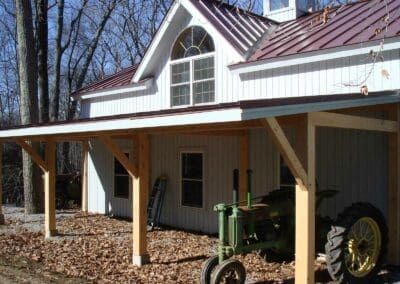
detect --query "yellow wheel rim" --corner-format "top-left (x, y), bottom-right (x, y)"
top-left (345, 217), bottom-right (381, 277)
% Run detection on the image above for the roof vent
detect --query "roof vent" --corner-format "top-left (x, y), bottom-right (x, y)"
top-left (263, 0), bottom-right (315, 22)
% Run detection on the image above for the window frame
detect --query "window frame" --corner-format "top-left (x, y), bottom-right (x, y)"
top-left (170, 26), bottom-right (216, 108)
top-left (179, 149), bottom-right (205, 209)
top-left (113, 151), bottom-right (132, 200)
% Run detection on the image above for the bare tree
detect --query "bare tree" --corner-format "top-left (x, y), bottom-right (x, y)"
top-left (14, 0), bottom-right (43, 213)
top-left (36, 0), bottom-right (49, 123)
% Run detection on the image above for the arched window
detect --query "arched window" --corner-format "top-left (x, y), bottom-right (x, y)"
top-left (170, 26), bottom-right (215, 107)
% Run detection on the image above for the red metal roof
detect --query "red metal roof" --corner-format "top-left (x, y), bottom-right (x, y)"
top-left (250, 0), bottom-right (400, 61)
top-left (190, 0), bottom-right (276, 55)
top-left (72, 65), bottom-right (138, 96)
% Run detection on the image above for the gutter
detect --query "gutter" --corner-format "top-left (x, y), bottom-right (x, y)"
top-left (71, 78), bottom-right (154, 101)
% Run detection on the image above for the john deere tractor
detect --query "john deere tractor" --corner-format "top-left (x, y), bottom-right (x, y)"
top-left (201, 170), bottom-right (388, 284)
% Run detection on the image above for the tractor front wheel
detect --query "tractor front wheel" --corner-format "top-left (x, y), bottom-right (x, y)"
top-left (325, 203), bottom-right (388, 283)
top-left (211, 259), bottom-right (246, 284)
top-left (201, 255), bottom-right (219, 284)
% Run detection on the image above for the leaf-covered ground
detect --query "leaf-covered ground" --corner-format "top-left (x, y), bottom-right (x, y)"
top-left (0, 209), bottom-right (398, 283)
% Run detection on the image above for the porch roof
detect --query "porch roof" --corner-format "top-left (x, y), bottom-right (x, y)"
top-left (0, 91), bottom-right (399, 140)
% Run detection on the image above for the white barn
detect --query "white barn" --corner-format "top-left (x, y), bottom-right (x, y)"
top-left (1, 0), bottom-right (400, 282)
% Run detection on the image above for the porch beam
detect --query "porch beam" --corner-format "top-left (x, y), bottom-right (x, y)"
top-left (98, 136), bottom-right (137, 178)
top-left (132, 133), bottom-right (150, 266)
top-left (15, 139), bottom-right (48, 172)
top-left (388, 104), bottom-right (400, 264)
top-left (0, 142), bottom-right (4, 225)
top-left (44, 139), bottom-right (57, 238)
top-left (239, 131), bottom-right (249, 201)
top-left (261, 118), bottom-right (308, 186)
top-left (81, 141), bottom-right (89, 212)
top-left (309, 111), bottom-right (398, 132)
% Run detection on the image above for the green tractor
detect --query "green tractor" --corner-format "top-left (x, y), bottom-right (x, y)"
top-left (201, 170), bottom-right (388, 284)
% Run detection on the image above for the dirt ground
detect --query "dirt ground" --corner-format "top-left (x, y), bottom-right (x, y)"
top-left (0, 205), bottom-right (399, 283)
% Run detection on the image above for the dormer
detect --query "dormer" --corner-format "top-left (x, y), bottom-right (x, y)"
top-left (263, 0), bottom-right (315, 22)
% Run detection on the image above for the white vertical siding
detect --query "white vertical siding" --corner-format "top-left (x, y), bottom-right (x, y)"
top-left (151, 134), bottom-right (240, 233)
top-left (87, 124), bottom-right (388, 232)
top-left (88, 139), bottom-right (133, 218)
top-left (316, 127), bottom-right (388, 219)
top-left (238, 49), bottom-right (400, 101)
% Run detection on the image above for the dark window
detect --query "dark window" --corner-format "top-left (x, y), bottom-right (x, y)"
top-left (181, 152), bottom-right (203, 208)
top-left (270, 0), bottom-right (289, 11)
top-left (280, 155), bottom-right (295, 189)
top-left (114, 153), bottom-right (130, 199)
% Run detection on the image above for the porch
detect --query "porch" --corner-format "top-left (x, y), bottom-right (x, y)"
top-left (0, 92), bottom-right (399, 283)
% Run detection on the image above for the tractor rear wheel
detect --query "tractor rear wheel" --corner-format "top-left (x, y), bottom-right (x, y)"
top-left (201, 255), bottom-right (219, 284)
top-left (211, 259), bottom-right (246, 284)
top-left (325, 203), bottom-right (388, 283)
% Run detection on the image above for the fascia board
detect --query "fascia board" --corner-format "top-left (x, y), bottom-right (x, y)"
top-left (132, 1), bottom-right (181, 83)
top-left (0, 108), bottom-right (243, 139)
top-left (230, 36), bottom-right (400, 74)
top-left (71, 78), bottom-right (153, 101)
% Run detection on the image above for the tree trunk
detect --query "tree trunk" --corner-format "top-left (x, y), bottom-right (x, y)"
top-left (15, 0), bottom-right (43, 213)
top-left (50, 0), bottom-right (64, 122)
top-left (37, 0), bottom-right (49, 124)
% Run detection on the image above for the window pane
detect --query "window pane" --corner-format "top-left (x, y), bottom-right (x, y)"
top-left (171, 62), bottom-right (190, 84)
top-left (115, 154), bottom-right (129, 175)
top-left (115, 176), bottom-right (129, 198)
top-left (171, 84), bottom-right (190, 106)
top-left (182, 180), bottom-right (203, 208)
top-left (270, 0), bottom-right (289, 11)
top-left (194, 81), bottom-right (215, 104)
top-left (280, 156), bottom-right (295, 186)
top-left (171, 26), bottom-right (215, 60)
top-left (182, 153), bottom-right (203, 179)
top-left (194, 57), bottom-right (214, 81)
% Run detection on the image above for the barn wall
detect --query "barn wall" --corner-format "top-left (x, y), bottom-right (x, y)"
top-left (88, 139), bottom-right (133, 218)
top-left (87, 124), bottom-right (388, 232)
top-left (238, 49), bottom-right (400, 101)
top-left (81, 47), bottom-right (400, 119)
top-left (316, 127), bottom-right (388, 219)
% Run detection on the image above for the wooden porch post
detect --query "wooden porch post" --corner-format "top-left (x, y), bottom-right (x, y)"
top-left (44, 139), bottom-right (57, 238)
top-left (132, 133), bottom-right (150, 266)
top-left (263, 117), bottom-right (315, 284)
top-left (388, 104), bottom-right (400, 264)
top-left (294, 116), bottom-right (315, 284)
top-left (0, 142), bottom-right (4, 225)
top-left (81, 141), bottom-right (89, 212)
top-left (239, 131), bottom-right (249, 201)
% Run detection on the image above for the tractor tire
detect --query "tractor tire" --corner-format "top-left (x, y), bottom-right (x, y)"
top-left (325, 202), bottom-right (388, 283)
top-left (201, 255), bottom-right (219, 284)
top-left (211, 259), bottom-right (246, 284)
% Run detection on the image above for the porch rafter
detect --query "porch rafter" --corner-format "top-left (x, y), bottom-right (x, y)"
top-left (98, 135), bottom-right (138, 178)
top-left (15, 138), bottom-right (48, 172)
